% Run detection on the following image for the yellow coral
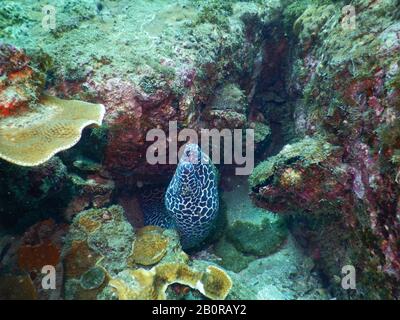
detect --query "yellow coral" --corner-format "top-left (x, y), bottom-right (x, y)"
top-left (0, 95), bottom-right (105, 166)
top-left (128, 226), bottom-right (169, 266)
top-left (109, 269), bottom-right (157, 300)
top-left (280, 168), bottom-right (302, 188)
top-left (109, 263), bottom-right (232, 300)
top-left (201, 265), bottom-right (233, 300)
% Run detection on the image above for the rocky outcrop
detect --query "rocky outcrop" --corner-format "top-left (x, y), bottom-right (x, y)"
top-left (1, 0), bottom-right (277, 181)
top-left (215, 176), bottom-right (287, 272)
top-left (251, 0), bottom-right (400, 299)
top-left (0, 0), bottom-right (278, 228)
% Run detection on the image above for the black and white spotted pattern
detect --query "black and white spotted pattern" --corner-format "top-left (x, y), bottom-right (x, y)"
top-left (165, 144), bottom-right (219, 249)
top-left (140, 187), bottom-right (174, 228)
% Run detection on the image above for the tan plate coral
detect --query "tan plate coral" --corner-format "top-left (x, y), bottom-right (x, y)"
top-left (109, 263), bottom-right (233, 300)
top-left (0, 95), bottom-right (105, 166)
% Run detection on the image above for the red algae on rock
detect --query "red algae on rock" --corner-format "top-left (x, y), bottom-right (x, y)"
top-left (0, 44), bottom-right (43, 117)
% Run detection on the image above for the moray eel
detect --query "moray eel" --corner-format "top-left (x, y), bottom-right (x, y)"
top-left (140, 187), bottom-right (173, 228)
top-left (165, 144), bottom-right (219, 249)
top-left (140, 144), bottom-right (219, 250)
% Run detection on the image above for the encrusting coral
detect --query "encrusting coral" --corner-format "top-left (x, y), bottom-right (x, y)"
top-left (61, 205), bottom-right (233, 300)
top-left (128, 226), bottom-right (169, 266)
top-left (0, 95), bottom-right (105, 166)
top-left (109, 262), bottom-right (232, 300)
top-left (0, 219), bottom-right (68, 300)
top-left (249, 135), bottom-right (334, 189)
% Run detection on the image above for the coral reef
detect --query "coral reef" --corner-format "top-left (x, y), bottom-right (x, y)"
top-left (108, 262), bottom-right (232, 300)
top-left (0, 43), bottom-right (108, 228)
top-left (205, 83), bottom-right (249, 130)
top-left (0, 95), bottom-right (105, 166)
top-left (250, 0), bottom-right (400, 299)
top-left (0, 219), bottom-right (67, 299)
top-left (0, 156), bottom-right (72, 227)
top-left (64, 173), bottom-right (115, 220)
top-left (0, 0), bottom-right (279, 239)
top-left (0, 43), bottom-right (45, 117)
top-left (61, 205), bottom-right (136, 299)
top-left (1, 0), bottom-right (278, 180)
top-left (128, 226), bottom-right (169, 266)
top-left (1, 0), bottom-right (400, 301)
top-left (250, 136), bottom-right (336, 213)
top-left (63, 205), bottom-right (134, 279)
top-left (0, 44), bottom-right (105, 167)
top-left (61, 205), bottom-right (233, 300)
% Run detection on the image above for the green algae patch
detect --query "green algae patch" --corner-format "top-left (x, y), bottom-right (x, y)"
top-left (80, 266), bottom-right (106, 290)
top-left (253, 122), bottom-right (271, 144)
top-left (1, 0), bottom-right (271, 100)
top-left (249, 136), bottom-right (334, 189)
top-left (227, 213), bottom-right (288, 256)
top-left (293, 4), bottom-right (337, 42)
top-left (210, 83), bottom-right (247, 113)
top-left (193, 0), bottom-right (234, 29)
top-left (214, 236), bottom-right (256, 273)
top-left (215, 176), bottom-right (288, 270)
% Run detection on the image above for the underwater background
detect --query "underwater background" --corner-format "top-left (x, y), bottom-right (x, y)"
top-left (0, 0), bottom-right (400, 300)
